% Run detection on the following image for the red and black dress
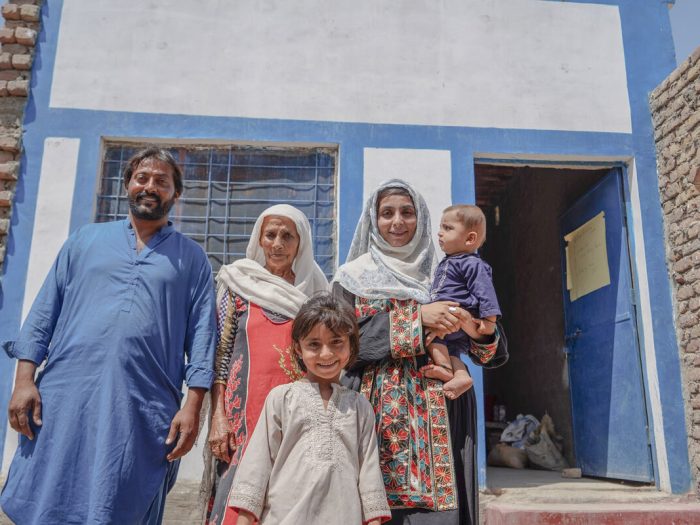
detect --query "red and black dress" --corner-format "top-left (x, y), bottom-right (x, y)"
top-left (205, 291), bottom-right (303, 525)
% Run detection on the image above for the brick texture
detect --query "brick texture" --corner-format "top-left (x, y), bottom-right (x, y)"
top-left (0, 1), bottom-right (41, 278)
top-left (650, 45), bottom-right (700, 496)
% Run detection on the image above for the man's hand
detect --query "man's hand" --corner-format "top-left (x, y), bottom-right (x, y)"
top-left (166, 387), bottom-right (206, 462)
top-left (8, 361), bottom-right (42, 440)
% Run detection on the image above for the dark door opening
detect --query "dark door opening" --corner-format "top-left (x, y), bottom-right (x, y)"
top-left (474, 163), bottom-right (653, 484)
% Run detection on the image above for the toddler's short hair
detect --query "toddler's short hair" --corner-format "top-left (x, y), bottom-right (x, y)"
top-left (291, 293), bottom-right (360, 371)
top-left (443, 204), bottom-right (486, 233)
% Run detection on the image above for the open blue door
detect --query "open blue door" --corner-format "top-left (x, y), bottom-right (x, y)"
top-left (560, 169), bottom-right (653, 482)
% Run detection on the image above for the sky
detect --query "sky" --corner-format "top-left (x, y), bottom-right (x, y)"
top-left (670, 0), bottom-right (700, 64)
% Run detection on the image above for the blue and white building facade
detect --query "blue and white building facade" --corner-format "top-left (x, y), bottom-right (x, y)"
top-left (0, 0), bottom-right (692, 492)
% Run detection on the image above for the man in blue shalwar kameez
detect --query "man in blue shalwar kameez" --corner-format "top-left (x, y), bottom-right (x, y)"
top-left (0, 148), bottom-right (216, 524)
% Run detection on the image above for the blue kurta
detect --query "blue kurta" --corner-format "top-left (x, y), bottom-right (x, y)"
top-left (0, 219), bottom-right (216, 524)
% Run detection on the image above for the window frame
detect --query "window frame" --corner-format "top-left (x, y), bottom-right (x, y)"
top-left (95, 139), bottom-right (339, 279)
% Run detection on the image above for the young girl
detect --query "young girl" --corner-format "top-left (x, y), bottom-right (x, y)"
top-left (230, 293), bottom-right (391, 525)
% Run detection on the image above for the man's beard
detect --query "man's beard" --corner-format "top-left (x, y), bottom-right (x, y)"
top-left (128, 192), bottom-right (175, 220)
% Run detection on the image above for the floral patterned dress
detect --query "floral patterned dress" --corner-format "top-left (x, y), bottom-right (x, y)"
top-left (336, 285), bottom-right (480, 525)
top-left (205, 291), bottom-right (303, 525)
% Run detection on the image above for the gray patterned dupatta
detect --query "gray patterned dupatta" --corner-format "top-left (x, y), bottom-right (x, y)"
top-left (333, 179), bottom-right (437, 303)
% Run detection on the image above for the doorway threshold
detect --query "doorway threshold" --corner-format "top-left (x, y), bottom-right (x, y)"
top-left (481, 467), bottom-right (700, 524)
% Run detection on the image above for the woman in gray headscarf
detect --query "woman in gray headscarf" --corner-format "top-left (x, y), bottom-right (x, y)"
top-left (203, 204), bottom-right (328, 525)
top-left (333, 179), bottom-right (497, 525)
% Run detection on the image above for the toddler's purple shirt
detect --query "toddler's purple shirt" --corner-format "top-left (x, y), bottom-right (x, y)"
top-left (429, 252), bottom-right (501, 349)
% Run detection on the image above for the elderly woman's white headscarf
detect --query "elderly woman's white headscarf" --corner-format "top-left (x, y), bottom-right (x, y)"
top-left (333, 179), bottom-right (437, 303)
top-left (216, 204), bottom-right (329, 318)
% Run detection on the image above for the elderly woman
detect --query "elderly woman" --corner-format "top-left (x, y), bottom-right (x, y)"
top-left (333, 180), bottom-right (498, 525)
top-left (203, 204), bottom-right (328, 525)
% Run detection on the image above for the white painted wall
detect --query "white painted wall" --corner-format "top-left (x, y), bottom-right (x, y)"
top-left (2, 138), bottom-right (81, 472)
top-left (51, 0), bottom-right (631, 133)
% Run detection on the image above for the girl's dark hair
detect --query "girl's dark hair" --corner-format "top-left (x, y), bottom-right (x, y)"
top-left (122, 147), bottom-right (184, 196)
top-left (291, 293), bottom-right (359, 371)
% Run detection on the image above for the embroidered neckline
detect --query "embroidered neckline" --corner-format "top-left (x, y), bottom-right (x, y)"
top-left (293, 380), bottom-right (345, 470)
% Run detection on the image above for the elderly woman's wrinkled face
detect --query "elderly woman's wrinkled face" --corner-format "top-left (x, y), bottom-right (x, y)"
top-left (377, 194), bottom-right (417, 248)
top-left (260, 215), bottom-right (300, 275)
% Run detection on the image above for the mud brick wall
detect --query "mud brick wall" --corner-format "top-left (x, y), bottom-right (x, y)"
top-left (0, 1), bottom-right (41, 275)
top-left (650, 46), bottom-right (700, 495)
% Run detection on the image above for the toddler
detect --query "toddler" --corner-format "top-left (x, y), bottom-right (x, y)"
top-left (231, 293), bottom-right (390, 525)
top-left (423, 205), bottom-right (501, 399)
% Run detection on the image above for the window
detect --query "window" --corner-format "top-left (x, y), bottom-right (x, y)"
top-left (97, 143), bottom-right (337, 279)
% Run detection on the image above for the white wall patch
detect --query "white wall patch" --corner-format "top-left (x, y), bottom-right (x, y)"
top-left (21, 138), bottom-right (81, 320)
top-left (51, 0), bottom-right (631, 133)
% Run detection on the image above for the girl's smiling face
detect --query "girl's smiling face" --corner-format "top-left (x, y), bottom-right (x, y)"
top-left (294, 323), bottom-right (351, 384)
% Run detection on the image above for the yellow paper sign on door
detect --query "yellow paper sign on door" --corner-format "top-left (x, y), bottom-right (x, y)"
top-left (564, 211), bottom-right (611, 301)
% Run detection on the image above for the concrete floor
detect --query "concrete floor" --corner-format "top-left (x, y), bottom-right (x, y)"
top-left (484, 466), bottom-right (668, 504)
top-left (483, 467), bottom-right (700, 524)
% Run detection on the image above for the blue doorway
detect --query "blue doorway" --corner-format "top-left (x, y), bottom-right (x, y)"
top-left (560, 169), bottom-right (653, 482)
top-left (477, 164), bottom-right (654, 485)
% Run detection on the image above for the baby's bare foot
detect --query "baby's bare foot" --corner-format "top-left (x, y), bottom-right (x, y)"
top-left (443, 374), bottom-right (474, 400)
top-left (420, 363), bottom-right (454, 383)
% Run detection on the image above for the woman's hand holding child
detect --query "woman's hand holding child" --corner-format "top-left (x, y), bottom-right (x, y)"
top-left (420, 301), bottom-right (465, 333)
